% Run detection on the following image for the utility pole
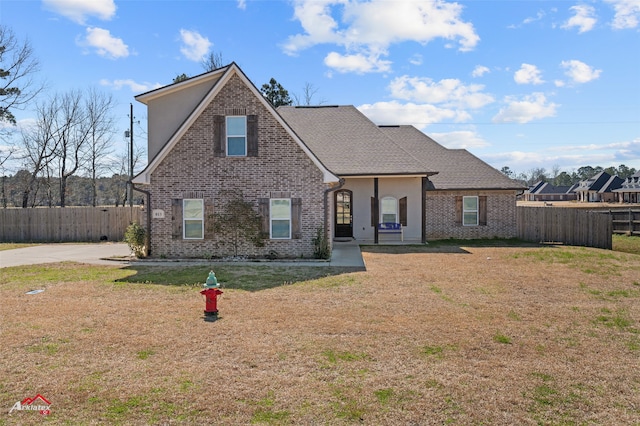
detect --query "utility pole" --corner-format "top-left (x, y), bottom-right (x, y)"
top-left (129, 103), bottom-right (134, 208)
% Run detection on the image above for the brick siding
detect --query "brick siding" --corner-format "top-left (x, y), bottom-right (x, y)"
top-left (425, 190), bottom-right (518, 240)
top-left (143, 74), bottom-right (327, 259)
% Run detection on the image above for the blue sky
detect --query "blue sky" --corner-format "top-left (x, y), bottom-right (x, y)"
top-left (2, 0), bottom-right (639, 177)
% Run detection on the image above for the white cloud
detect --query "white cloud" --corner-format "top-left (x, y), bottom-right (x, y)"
top-left (388, 75), bottom-right (494, 109)
top-left (562, 5), bottom-right (597, 33)
top-left (358, 100), bottom-right (470, 130)
top-left (79, 27), bottom-right (129, 59)
top-left (604, 0), bottom-right (640, 29)
top-left (43, 0), bottom-right (116, 24)
top-left (179, 29), bottom-right (212, 62)
top-left (523, 10), bottom-right (546, 25)
top-left (409, 54), bottom-right (423, 66)
top-left (283, 0), bottom-right (479, 73)
top-left (324, 51), bottom-right (391, 74)
top-left (430, 131), bottom-right (489, 149)
top-left (493, 93), bottom-right (558, 123)
top-left (560, 59), bottom-right (602, 84)
top-left (237, 0), bottom-right (247, 10)
top-left (471, 65), bottom-right (490, 78)
top-left (100, 79), bottom-right (162, 93)
top-left (514, 63), bottom-right (544, 85)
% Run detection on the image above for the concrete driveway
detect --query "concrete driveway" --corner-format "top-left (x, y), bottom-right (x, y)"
top-left (0, 243), bottom-right (132, 268)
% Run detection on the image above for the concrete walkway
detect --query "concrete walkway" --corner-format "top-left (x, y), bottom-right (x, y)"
top-left (0, 243), bottom-right (132, 268)
top-left (329, 240), bottom-right (366, 270)
top-left (1, 241), bottom-right (366, 270)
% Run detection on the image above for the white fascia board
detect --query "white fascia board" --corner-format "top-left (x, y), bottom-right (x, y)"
top-left (135, 68), bottom-right (228, 105)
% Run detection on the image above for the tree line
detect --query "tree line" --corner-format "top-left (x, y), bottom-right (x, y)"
top-left (501, 164), bottom-right (637, 187)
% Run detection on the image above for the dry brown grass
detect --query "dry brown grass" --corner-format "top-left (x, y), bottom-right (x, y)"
top-left (1, 244), bottom-right (639, 425)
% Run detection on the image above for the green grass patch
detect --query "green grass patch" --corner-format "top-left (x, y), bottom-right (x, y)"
top-left (493, 333), bottom-right (512, 344)
top-left (322, 349), bottom-right (370, 364)
top-left (118, 264), bottom-right (357, 292)
top-left (612, 234), bottom-right (640, 255)
top-left (137, 349), bottom-right (156, 360)
top-left (594, 309), bottom-right (633, 330)
top-left (0, 243), bottom-right (37, 251)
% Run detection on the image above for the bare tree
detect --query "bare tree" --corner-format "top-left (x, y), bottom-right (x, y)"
top-left (293, 82), bottom-right (327, 106)
top-left (18, 100), bottom-right (60, 207)
top-left (0, 25), bottom-right (44, 132)
top-left (201, 51), bottom-right (224, 72)
top-left (84, 88), bottom-right (116, 206)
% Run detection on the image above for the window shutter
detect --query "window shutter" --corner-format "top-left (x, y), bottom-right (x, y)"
top-left (371, 197), bottom-right (376, 227)
top-left (213, 115), bottom-right (225, 157)
top-left (399, 196), bottom-right (407, 226)
top-left (258, 198), bottom-right (269, 234)
top-left (172, 199), bottom-right (183, 239)
top-left (291, 198), bottom-right (302, 239)
top-left (204, 199), bottom-right (215, 239)
top-left (247, 115), bottom-right (258, 157)
top-left (455, 196), bottom-right (462, 226)
top-left (479, 196), bottom-right (487, 226)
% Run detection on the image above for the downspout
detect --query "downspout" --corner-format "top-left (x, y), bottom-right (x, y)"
top-left (131, 182), bottom-right (152, 256)
top-left (324, 178), bottom-right (346, 243)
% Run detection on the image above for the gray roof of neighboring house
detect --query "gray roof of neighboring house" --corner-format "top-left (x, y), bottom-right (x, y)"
top-left (534, 182), bottom-right (577, 194)
top-left (378, 125), bottom-right (524, 190)
top-left (277, 106), bottom-right (431, 176)
top-left (575, 171), bottom-right (613, 192)
top-left (614, 171), bottom-right (640, 192)
top-left (598, 175), bottom-right (623, 193)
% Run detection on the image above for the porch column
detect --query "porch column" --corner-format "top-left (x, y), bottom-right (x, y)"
top-left (374, 177), bottom-right (379, 244)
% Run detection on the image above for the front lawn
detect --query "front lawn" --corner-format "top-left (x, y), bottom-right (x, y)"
top-left (1, 244), bottom-right (638, 424)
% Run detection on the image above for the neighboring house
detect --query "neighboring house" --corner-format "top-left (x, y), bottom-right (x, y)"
top-left (132, 63), bottom-right (524, 258)
top-left (522, 181), bottom-right (578, 202)
top-left (613, 171), bottom-right (640, 203)
top-left (574, 171), bottom-right (623, 203)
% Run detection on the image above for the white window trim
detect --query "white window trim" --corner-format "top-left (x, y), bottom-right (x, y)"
top-left (463, 196), bottom-right (479, 227)
top-left (183, 199), bottom-right (204, 239)
top-left (380, 196), bottom-right (398, 224)
top-left (270, 198), bottom-right (291, 239)
top-left (226, 115), bottom-right (247, 157)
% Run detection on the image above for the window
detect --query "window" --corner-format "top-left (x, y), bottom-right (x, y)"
top-left (183, 199), bottom-right (204, 239)
top-left (462, 196), bottom-right (478, 226)
top-left (381, 196), bottom-right (397, 223)
top-left (226, 116), bottom-right (246, 156)
top-left (270, 199), bottom-right (291, 239)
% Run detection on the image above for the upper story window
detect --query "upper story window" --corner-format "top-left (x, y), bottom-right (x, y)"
top-left (226, 116), bottom-right (247, 156)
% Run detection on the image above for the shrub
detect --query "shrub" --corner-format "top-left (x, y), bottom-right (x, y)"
top-left (313, 226), bottom-right (330, 259)
top-left (124, 222), bottom-right (146, 258)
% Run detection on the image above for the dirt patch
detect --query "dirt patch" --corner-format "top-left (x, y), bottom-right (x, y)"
top-left (1, 246), bottom-right (639, 424)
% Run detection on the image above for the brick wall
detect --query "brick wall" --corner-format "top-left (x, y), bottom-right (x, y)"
top-left (425, 190), bottom-right (518, 240)
top-left (144, 74), bottom-right (327, 259)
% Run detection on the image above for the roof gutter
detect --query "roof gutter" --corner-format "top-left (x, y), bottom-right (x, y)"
top-left (131, 182), bottom-right (152, 257)
top-left (324, 178), bottom-right (346, 245)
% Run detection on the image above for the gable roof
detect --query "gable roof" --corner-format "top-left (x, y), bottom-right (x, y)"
top-left (277, 106), bottom-right (433, 176)
top-left (379, 125), bottom-right (525, 190)
top-left (132, 63), bottom-right (339, 185)
top-left (575, 171), bottom-right (618, 192)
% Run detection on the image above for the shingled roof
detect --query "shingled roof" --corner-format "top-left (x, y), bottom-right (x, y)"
top-left (278, 107), bottom-right (523, 190)
top-left (378, 125), bottom-right (524, 190)
top-left (277, 106), bottom-right (433, 176)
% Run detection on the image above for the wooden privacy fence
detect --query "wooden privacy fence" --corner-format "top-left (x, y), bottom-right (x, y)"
top-left (517, 206), bottom-right (612, 250)
top-left (610, 209), bottom-right (640, 236)
top-left (0, 206), bottom-right (143, 243)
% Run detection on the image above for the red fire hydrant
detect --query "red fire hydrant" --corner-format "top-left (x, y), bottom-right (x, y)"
top-left (201, 271), bottom-right (223, 317)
